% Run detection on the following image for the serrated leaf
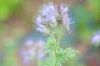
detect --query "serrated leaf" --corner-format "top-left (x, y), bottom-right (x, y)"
top-left (65, 47), bottom-right (78, 58)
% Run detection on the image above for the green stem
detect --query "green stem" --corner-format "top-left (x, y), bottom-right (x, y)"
top-left (53, 24), bottom-right (63, 66)
top-left (54, 41), bottom-right (57, 66)
top-left (48, 23), bottom-right (63, 66)
top-left (52, 33), bottom-right (57, 66)
top-left (58, 24), bottom-right (63, 41)
top-left (48, 24), bottom-right (52, 33)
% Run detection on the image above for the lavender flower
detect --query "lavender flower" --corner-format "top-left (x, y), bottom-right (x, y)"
top-left (91, 31), bottom-right (100, 45)
top-left (36, 24), bottom-right (47, 33)
top-left (60, 4), bottom-right (70, 24)
top-left (60, 4), bottom-right (71, 33)
top-left (35, 2), bottom-right (59, 33)
top-left (36, 15), bottom-right (43, 25)
top-left (35, 2), bottom-right (71, 33)
top-left (39, 2), bottom-right (59, 24)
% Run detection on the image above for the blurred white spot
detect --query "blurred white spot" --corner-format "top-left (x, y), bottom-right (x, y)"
top-left (92, 31), bottom-right (100, 44)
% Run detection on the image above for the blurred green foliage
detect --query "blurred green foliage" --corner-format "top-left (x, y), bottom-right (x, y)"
top-left (3, 38), bottom-right (18, 66)
top-left (0, 0), bottom-right (22, 21)
top-left (0, 23), bottom-right (7, 36)
top-left (88, 0), bottom-right (100, 21)
top-left (70, 2), bottom-right (99, 42)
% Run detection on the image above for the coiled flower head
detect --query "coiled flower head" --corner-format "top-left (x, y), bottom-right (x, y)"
top-left (39, 2), bottom-right (59, 24)
top-left (35, 2), bottom-right (71, 34)
top-left (60, 4), bottom-right (71, 33)
top-left (35, 2), bottom-right (59, 34)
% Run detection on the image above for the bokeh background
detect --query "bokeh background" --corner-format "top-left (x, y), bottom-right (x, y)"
top-left (0, 0), bottom-right (100, 66)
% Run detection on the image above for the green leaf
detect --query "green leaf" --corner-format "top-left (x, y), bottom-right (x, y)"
top-left (65, 47), bottom-right (79, 58)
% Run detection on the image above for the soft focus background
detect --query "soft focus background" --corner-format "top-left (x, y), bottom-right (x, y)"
top-left (0, 0), bottom-right (100, 66)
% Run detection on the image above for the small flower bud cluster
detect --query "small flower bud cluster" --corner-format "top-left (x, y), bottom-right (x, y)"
top-left (35, 2), bottom-right (71, 34)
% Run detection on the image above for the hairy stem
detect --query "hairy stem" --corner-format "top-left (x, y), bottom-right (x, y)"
top-left (54, 24), bottom-right (63, 66)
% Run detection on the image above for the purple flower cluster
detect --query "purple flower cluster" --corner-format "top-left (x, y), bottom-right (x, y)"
top-left (39, 2), bottom-right (59, 24)
top-left (20, 49), bottom-right (35, 64)
top-left (35, 2), bottom-right (71, 33)
top-left (20, 39), bottom-right (45, 64)
top-left (36, 2), bottom-right (58, 33)
top-left (60, 4), bottom-right (70, 25)
top-left (60, 4), bottom-right (71, 33)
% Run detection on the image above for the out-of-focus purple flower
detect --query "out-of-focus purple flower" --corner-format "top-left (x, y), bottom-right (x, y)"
top-left (20, 49), bottom-right (35, 64)
top-left (36, 40), bottom-right (45, 59)
top-left (38, 50), bottom-right (45, 59)
top-left (36, 40), bottom-right (45, 47)
top-left (20, 40), bottom-right (45, 64)
top-left (25, 39), bottom-right (34, 47)
top-left (20, 49), bottom-right (28, 58)
top-left (91, 31), bottom-right (100, 44)
top-left (23, 56), bottom-right (30, 64)
top-left (27, 48), bottom-right (35, 60)
top-left (20, 49), bottom-right (31, 64)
